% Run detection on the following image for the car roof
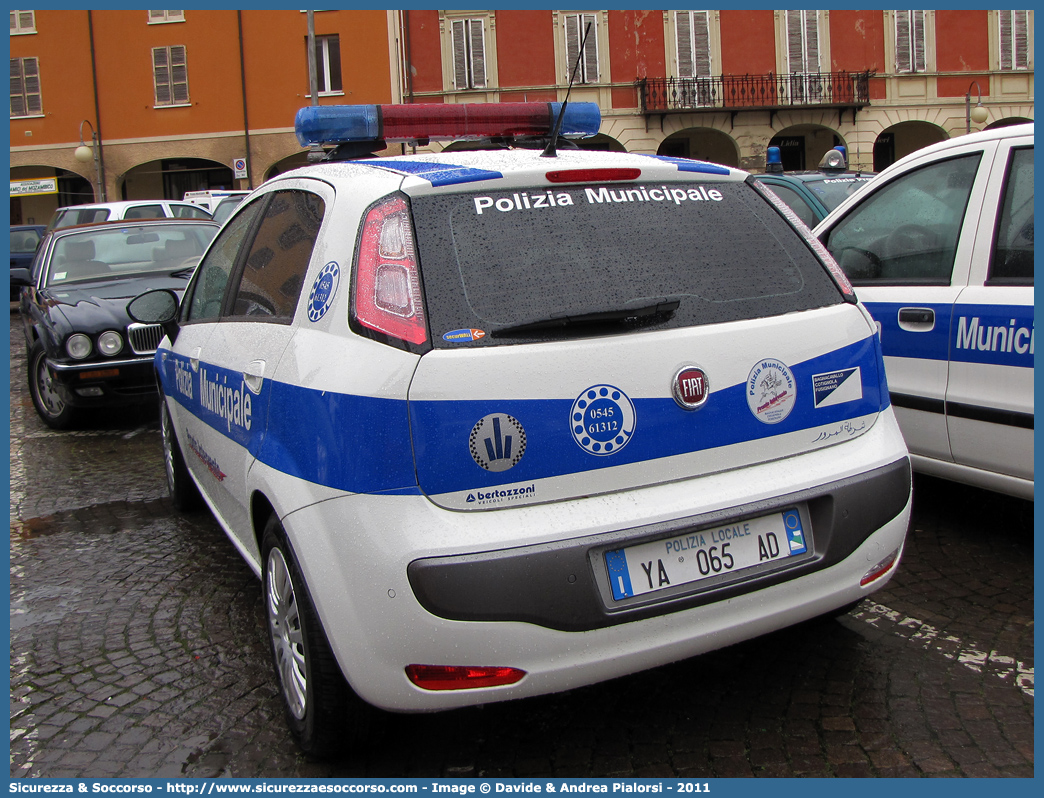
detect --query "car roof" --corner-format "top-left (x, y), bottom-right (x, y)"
top-left (812, 123), bottom-right (1034, 234)
top-left (47, 217), bottom-right (219, 236)
top-left (269, 146), bottom-right (748, 194)
top-left (772, 170), bottom-right (874, 183)
top-left (52, 199), bottom-right (198, 213)
top-left (872, 123), bottom-right (1033, 175)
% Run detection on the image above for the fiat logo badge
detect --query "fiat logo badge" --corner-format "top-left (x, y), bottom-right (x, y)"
top-left (673, 366), bottom-right (709, 410)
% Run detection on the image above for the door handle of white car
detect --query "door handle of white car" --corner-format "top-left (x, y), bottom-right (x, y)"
top-left (190, 347), bottom-right (201, 370)
top-left (243, 360), bottom-right (266, 394)
top-left (897, 307), bottom-right (935, 332)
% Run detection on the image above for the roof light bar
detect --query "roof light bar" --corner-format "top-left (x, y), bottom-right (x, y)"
top-left (295, 102), bottom-right (601, 146)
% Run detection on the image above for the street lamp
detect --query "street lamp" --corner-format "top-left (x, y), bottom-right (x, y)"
top-left (74, 119), bottom-right (105, 201)
top-left (965, 81), bottom-right (989, 134)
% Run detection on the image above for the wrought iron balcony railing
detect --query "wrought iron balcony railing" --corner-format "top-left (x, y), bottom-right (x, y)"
top-left (637, 71), bottom-right (874, 114)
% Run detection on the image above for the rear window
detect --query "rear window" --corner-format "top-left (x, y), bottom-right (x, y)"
top-left (411, 179), bottom-right (843, 347)
top-left (802, 175), bottom-right (875, 211)
top-left (47, 224), bottom-right (217, 286)
top-left (51, 208), bottom-right (111, 230)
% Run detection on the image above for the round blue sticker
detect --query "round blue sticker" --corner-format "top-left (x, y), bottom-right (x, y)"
top-left (307, 261), bottom-right (340, 322)
top-left (570, 384), bottom-right (636, 456)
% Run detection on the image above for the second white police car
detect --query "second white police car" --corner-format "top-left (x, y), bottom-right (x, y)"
top-left (129, 102), bottom-right (911, 755)
top-left (815, 123), bottom-right (1033, 499)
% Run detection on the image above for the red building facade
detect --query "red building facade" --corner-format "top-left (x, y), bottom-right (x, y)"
top-left (396, 9), bottom-right (1033, 172)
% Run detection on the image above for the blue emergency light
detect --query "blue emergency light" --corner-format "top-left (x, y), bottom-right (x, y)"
top-left (295, 102), bottom-right (602, 147)
top-left (765, 146), bottom-right (784, 173)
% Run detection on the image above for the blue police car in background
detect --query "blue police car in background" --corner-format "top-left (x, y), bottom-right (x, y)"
top-left (816, 123), bottom-right (1033, 499)
top-left (129, 102), bottom-right (911, 756)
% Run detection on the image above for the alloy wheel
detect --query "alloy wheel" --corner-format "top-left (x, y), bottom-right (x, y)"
top-left (266, 547), bottom-right (308, 720)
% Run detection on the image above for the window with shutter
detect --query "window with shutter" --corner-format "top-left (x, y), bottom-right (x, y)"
top-left (895, 10), bottom-right (926, 73)
top-left (148, 11), bottom-right (185, 24)
top-left (564, 13), bottom-right (598, 84)
top-left (313, 35), bottom-right (342, 94)
top-left (676, 11), bottom-right (712, 77)
top-left (785, 11), bottom-right (822, 104)
top-left (451, 18), bottom-right (486, 89)
top-left (153, 45), bottom-right (189, 106)
top-left (10, 56), bottom-right (41, 117)
top-left (999, 10), bottom-right (1030, 70)
top-left (675, 11), bottom-right (713, 107)
top-left (10, 10), bottom-right (36, 34)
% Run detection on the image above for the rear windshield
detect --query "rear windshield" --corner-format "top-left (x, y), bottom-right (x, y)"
top-left (51, 207), bottom-right (112, 230)
top-left (46, 224), bottom-right (217, 286)
top-left (802, 175), bottom-right (875, 211)
top-left (410, 179), bottom-right (843, 347)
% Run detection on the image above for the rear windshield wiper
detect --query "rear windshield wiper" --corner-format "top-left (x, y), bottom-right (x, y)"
top-left (491, 300), bottom-right (680, 338)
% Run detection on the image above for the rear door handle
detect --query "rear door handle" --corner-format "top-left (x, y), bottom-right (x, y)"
top-left (189, 346), bottom-right (201, 370)
top-left (897, 307), bottom-right (935, 332)
top-left (243, 359), bottom-right (266, 394)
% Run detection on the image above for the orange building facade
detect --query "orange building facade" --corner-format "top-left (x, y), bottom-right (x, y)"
top-left (10, 9), bottom-right (1033, 224)
top-left (10, 9), bottom-right (399, 223)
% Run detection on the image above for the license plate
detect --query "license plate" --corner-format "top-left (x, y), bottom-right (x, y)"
top-left (605, 509), bottom-right (809, 601)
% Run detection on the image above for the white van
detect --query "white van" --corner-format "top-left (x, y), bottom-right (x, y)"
top-left (182, 190), bottom-right (251, 214)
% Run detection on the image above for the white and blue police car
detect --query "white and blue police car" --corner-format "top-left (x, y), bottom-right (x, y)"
top-left (815, 123), bottom-right (1033, 500)
top-left (128, 102), bottom-right (911, 756)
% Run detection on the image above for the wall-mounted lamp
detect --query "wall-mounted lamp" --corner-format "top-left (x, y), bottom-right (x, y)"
top-left (965, 81), bottom-right (989, 134)
top-left (74, 119), bottom-right (105, 201)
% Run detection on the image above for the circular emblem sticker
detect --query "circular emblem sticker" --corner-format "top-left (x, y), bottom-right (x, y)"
top-left (570, 385), bottom-right (636, 456)
top-left (469, 413), bottom-right (526, 472)
top-left (672, 366), bottom-right (710, 410)
top-left (746, 358), bottom-right (796, 424)
top-left (306, 261), bottom-right (340, 322)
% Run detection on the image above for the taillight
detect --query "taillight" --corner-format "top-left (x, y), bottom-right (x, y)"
top-left (352, 195), bottom-right (428, 346)
top-left (405, 664), bottom-right (526, 691)
top-left (860, 547), bottom-right (900, 586)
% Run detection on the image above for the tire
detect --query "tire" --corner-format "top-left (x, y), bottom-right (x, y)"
top-left (262, 515), bottom-right (371, 758)
top-left (160, 395), bottom-right (203, 512)
top-left (28, 341), bottom-right (79, 429)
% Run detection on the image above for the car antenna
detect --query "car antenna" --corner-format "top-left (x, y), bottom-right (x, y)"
top-left (542, 21), bottom-right (592, 158)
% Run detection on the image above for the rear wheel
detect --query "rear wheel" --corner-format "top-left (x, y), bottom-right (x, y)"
top-left (262, 515), bottom-right (370, 757)
top-left (160, 395), bottom-right (203, 512)
top-left (28, 341), bottom-right (78, 429)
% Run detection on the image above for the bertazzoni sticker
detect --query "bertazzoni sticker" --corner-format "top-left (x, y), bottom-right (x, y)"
top-left (746, 359), bottom-right (796, 424)
top-left (812, 367), bottom-right (863, 408)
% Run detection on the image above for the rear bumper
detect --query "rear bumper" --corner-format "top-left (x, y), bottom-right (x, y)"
top-left (272, 409), bottom-right (911, 713)
top-left (408, 457), bottom-right (910, 632)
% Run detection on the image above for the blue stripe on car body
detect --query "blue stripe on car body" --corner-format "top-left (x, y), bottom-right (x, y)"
top-left (864, 301), bottom-right (1034, 368)
top-left (158, 335), bottom-right (885, 497)
top-left (378, 161), bottom-right (504, 186)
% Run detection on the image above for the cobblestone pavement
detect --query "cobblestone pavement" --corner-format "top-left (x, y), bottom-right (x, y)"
top-left (8, 311), bottom-right (1034, 778)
